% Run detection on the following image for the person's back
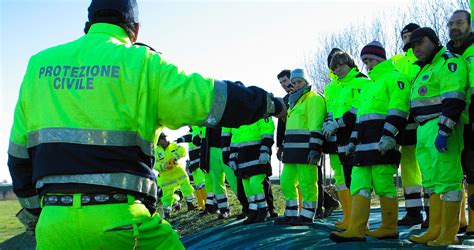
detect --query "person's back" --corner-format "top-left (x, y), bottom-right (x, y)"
top-left (8, 1), bottom-right (285, 248)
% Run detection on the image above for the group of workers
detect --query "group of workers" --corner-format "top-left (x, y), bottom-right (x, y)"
top-left (6, 0), bottom-right (474, 248)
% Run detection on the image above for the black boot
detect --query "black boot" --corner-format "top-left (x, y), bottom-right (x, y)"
top-left (243, 210), bottom-right (258, 224)
top-left (236, 208), bottom-right (248, 220)
top-left (164, 211), bottom-right (171, 219)
top-left (187, 202), bottom-right (196, 211)
top-left (291, 216), bottom-right (314, 226)
top-left (254, 208), bottom-right (269, 223)
top-left (173, 202), bottom-right (181, 211)
top-left (398, 212), bottom-right (423, 226)
top-left (218, 208), bottom-right (231, 219)
top-left (268, 209), bottom-right (278, 218)
top-left (421, 208), bottom-right (429, 228)
top-left (323, 191), bottom-right (340, 217)
top-left (273, 216), bottom-right (298, 225)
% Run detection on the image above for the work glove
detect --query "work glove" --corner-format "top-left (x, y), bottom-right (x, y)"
top-left (434, 132), bottom-right (449, 152)
top-left (322, 120), bottom-right (339, 138)
top-left (175, 137), bottom-right (184, 143)
top-left (229, 160), bottom-right (237, 171)
top-left (378, 136), bottom-right (396, 155)
top-left (276, 147), bottom-right (283, 161)
top-left (345, 142), bottom-right (356, 156)
top-left (192, 135), bottom-right (201, 146)
top-left (259, 152), bottom-right (271, 164)
top-left (16, 208), bottom-right (39, 234)
top-left (307, 150), bottom-right (320, 165)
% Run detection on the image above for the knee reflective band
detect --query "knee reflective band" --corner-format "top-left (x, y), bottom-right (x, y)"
top-left (248, 195), bottom-right (257, 211)
top-left (404, 186), bottom-right (423, 211)
top-left (441, 190), bottom-right (463, 202)
top-left (206, 192), bottom-right (215, 206)
top-left (285, 200), bottom-right (298, 217)
top-left (357, 189), bottom-right (371, 199)
top-left (255, 193), bottom-right (267, 209)
top-left (301, 201), bottom-right (317, 220)
top-left (216, 193), bottom-right (229, 209)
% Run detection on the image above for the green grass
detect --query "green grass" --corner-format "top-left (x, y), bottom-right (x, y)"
top-left (0, 200), bottom-right (24, 243)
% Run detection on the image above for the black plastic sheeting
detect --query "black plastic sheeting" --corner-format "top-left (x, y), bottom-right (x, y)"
top-left (183, 208), bottom-right (474, 249)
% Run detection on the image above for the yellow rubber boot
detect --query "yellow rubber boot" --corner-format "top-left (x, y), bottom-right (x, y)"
top-left (297, 186), bottom-right (303, 211)
top-left (335, 190), bottom-right (352, 230)
top-left (427, 199), bottom-right (461, 246)
top-left (196, 188), bottom-right (206, 210)
top-left (409, 194), bottom-right (441, 244)
top-left (329, 195), bottom-right (370, 242)
top-left (460, 190), bottom-right (468, 232)
top-left (366, 196), bottom-right (399, 239)
top-left (467, 184), bottom-right (474, 235)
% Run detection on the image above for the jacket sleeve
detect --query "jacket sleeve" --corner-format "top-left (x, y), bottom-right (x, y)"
top-left (308, 94), bottom-right (326, 152)
top-left (151, 54), bottom-right (283, 129)
top-left (171, 143), bottom-right (186, 159)
top-left (437, 56), bottom-right (468, 135)
top-left (8, 64), bottom-right (41, 213)
top-left (382, 74), bottom-right (410, 139)
top-left (258, 118), bottom-right (275, 154)
top-left (177, 133), bottom-right (193, 143)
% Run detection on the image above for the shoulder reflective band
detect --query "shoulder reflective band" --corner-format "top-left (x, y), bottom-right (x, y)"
top-left (18, 195), bottom-right (40, 209)
top-left (8, 141), bottom-right (29, 159)
top-left (410, 96), bottom-right (441, 108)
top-left (36, 173), bottom-right (157, 198)
top-left (203, 80), bottom-right (227, 127)
top-left (28, 128), bottom-right (154, 156)
top-left (350, 107), bottom-right (358, 114)
top-left (405, 123), bottom-right (418, 130)
top-left (221, 132), bottom-right (231, 137)
top-left (441, 91), bottom-right (465, 101)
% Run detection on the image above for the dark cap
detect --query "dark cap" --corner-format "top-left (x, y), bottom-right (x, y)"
top-left (88, 0), bottom-right (139, 23)
top-left (400, 23), bottom-right (420, 38)
top-left (403, 27), bottom-right (440, 51)
top-left (327, 48), bottom-right (343, 68)
top-left (159, 133), bottom-right (167, 140)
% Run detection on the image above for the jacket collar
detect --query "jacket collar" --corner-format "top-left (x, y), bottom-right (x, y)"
top-left (87, 23), bottom-right (132, 45)
top-left (446, 32), bottom-right (474, 55)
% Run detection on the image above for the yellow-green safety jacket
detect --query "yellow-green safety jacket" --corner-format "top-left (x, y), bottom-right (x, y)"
top-left (154, 142), bottom-right (187, 188)
top-left (447, 33), bottom-right (474, 150)
top-left (332, 68), bottom-right (369, 164)
top-left (410, 47), bottom-right (468, 136)
top-left (351, 59), bottom-right (410, 166)
top-left (7, 23), bottom-right (283, 212)
top-left (322, 72), bottom-right (339, 154)
top-left (229, 118), bottom-right (275, 177)
top-left (392, 49), bottom-right (421, 146)
top-left (283, 87), bottom-right (326, 164)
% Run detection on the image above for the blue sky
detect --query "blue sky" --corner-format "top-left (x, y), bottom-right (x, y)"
top-left (0, 0), bottom-right (411, 182)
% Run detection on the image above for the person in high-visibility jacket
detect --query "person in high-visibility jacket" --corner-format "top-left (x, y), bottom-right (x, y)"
top-left (274, 68), bottom-right (326, 226)
top-left (204, 127), bottom-right (238, 219)
top-left (228, 118), bottom-right (275, 224)
top-left (392, 23), bottom-right (427, 227)
top-left (330, 41), bottom-right (410, 242)
top-left (323, 50), bottom-right (370, 230)
top-left (405, 27), bottom-right (468, 247)
top-left (176, 126), bottom-right (207, 210)
top-left (447, 9), bottom-right (474, 235)
top-left (7, 1), bottom-right (286, 248)
top-left (154, 133), bottom-right (195, 218)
